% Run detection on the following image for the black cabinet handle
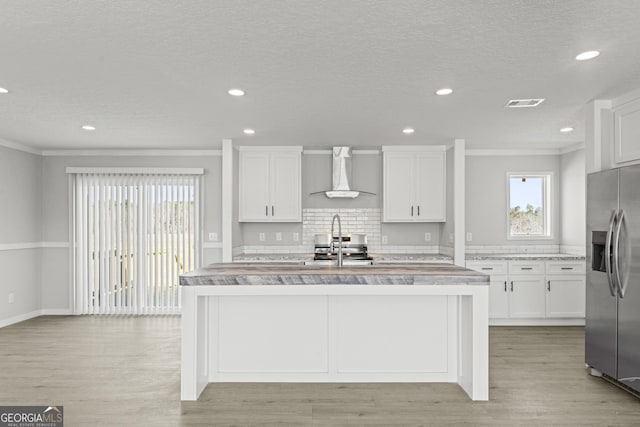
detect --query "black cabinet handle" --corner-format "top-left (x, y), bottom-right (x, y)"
top-left (417, 205), bottom-right (420, 216)
top-left (561, 267), bottom-right (573, 270)
top-left (265, 205), bottom-right (268, 216)
top-left (547, 280), bottom-right (551, 291)
top-left (481, 267), bottom-right (493, 270)
top-left (510, 281), bottom-right (514, 292)
top-left (521, 267), bottom-right (533, 270)
top-left (411, 206), bottom-right (414, 216)
top-left (504, 281), bottom-right (507, 292)
top-left (272, 205), bottom-right (274, 216)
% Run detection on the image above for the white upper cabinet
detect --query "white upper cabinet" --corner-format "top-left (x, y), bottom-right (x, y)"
top-left (382, 146), bottom-right (446, 222)
top-left (238, 147), bottom-right (302, 222)
top-left (613, 96), bottom-right (640, 165)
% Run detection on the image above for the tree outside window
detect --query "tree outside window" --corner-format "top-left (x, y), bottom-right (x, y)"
top-left (508, 173), bottom-right (551, 239)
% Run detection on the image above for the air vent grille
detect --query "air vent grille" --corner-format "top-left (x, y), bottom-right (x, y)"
top-left (505, 98), bottom-right (545, 108)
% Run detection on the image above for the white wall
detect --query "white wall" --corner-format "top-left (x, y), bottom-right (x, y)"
top-left (40, 154), bottom-right (222, 312)
top-left (0, 146), bottom-right (42, 325)
top-left (465, 154), bottom-right (561, 247)
top-left (560, 149), bottom-right (586, 251)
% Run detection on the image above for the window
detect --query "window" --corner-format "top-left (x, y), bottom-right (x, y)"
top-left (69, 170), bottom-right (202, 314)
top-left (507, 173), bottom-right (551, 239)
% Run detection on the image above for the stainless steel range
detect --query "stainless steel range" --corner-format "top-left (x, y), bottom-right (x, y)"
top-left (305, 233), bottom-right (374, 266)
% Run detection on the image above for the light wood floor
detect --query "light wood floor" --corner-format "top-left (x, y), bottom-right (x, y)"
top-left (0, 316), bottom-right (638, 426)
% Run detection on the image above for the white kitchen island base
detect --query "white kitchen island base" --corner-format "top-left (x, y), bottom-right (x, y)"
top-left (181, 284), bottom-right (488, 401)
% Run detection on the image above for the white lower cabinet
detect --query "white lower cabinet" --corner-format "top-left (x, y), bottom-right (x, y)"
top-left (466, 259), bottom-right (585, 325)
top-left (545, 260), bottom-right (586, 318)
top-left (488, 275), bottom-right (509, 318)
top-left (509, 276), bottom-right (546, 318)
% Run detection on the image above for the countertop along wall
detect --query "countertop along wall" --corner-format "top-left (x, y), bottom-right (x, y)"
top-left (40, 154), bottom-right (222, 312)
top-left (0, 145), bottom-right (42, 326)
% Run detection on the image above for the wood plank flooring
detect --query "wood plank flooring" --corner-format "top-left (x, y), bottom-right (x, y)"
top-left (0, 316), bottom-right (638, 426)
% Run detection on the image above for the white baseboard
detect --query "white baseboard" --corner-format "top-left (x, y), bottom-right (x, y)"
top-left (0, 309), bottom-right (74, 328)
top-left (490, 318), bottom-right (585, 326)
top-left (39, 309), bottom-right (74, 316)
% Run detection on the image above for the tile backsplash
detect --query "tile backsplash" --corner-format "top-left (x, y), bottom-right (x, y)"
top-left (303, 208), bottom-right (382, 250)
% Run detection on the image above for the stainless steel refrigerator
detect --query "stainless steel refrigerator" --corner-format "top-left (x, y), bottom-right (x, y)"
top-left (586, 164), bottom-right (640, 394)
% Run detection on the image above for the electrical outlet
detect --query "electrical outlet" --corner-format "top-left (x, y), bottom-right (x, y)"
top-left (8, 293), bottom-right (14, 304)
top-left (466, 232), bottom-right (473, 242)
top-left (276, 232), bottom-right (282, 241)
top-left (424, 232), bottom-right (431, 242)
top-left (381, 235), bottom-right (388, 244)
top-left (208, 232), bottom-right (218, 241)
top-left (293, 232), bottom-right (299, 242)
top-left (259, 232), bottom-right (266, 242)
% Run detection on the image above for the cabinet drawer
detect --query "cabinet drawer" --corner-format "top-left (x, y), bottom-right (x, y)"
top-left (545, 261), bottom-right (585, 275)
top-left (465, 261), bottom-right (508, 275)
top-left (508, 261), bottom-right (544, 275)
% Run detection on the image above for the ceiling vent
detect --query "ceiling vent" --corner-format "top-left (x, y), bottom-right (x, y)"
top-left (505, 98), bottom-right (545, 108)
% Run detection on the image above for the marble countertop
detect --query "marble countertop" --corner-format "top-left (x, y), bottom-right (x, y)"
top-left (466, 253), bottom-right (585, 261)
top-left (232, 253), bottom-right (454, 264)
top-left (233, 254), bottom-right (310, 263)
top-left (180, 263), bottom-right (489, 286)
top-left (372, 253), bottom-right (453, 263)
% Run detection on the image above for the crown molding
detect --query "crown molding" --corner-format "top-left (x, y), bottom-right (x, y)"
top-left (0, 138), bottom-right (42, 156)
top-left (41, 149), bottom-right (222, 156)
top-left (559, 142), bottom-right (585, 155)
top-left (465, 148), bottom-right (561, 156)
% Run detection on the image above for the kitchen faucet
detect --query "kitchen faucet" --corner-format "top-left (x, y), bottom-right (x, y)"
top-left (331, 214), bottom-right (343, 268)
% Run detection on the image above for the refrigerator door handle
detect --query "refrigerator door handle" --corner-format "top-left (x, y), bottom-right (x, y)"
top-left (613, 209), bottom-right (627, 298)
top-left (605, 209), bottom-right (618, 297)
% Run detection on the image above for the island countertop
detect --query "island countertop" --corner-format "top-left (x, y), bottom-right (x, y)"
top-left (179, 263), bottom-right (489, 286)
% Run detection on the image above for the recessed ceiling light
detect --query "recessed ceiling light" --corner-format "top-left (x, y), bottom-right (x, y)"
top-left (435, 88), bottom-right (453, 96)
top-left (228, 88), bottom-right (245, 96)
top-left (560, 127), bottom-right (574, 133)
top-left (0, 87), bottom-right (8, 94)
top-left (402, 128), bottom-right (415, 134)
top-left (81, 125), bottom-right (96, 131)
top-left (243, 129), bottom-right (255, 135)
top-left (576, 51), bottom-right (600, 61)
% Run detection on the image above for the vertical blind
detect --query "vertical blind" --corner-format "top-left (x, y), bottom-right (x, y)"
top-left (70, 171), bottom-right (201, 315)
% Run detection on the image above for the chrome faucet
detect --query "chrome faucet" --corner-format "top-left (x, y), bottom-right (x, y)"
top-left (331, 214), bottom-right (343, 268)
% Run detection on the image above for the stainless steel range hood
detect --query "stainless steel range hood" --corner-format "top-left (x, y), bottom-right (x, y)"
top-left (311, 146), bottom-right (375, 199)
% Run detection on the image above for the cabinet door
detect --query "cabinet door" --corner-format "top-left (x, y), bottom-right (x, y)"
top-left (489, 275), bottom-right (509, 318)
top-left (415, 152), bottom-right (446, 221)
top-left (270, 152), bottom-right (301, 222)
top-left (545, 276), bottom-right (586, 318)
top-left (383, 153), bottom-right (415, 221)
top-left (239, 152), bottom-right (270, 221)
top-left (509, 276), bottom-right (546, 318)
top-left (613, 97), bottom-right (640, 165)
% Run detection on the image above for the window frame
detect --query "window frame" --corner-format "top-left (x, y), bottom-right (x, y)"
top-left (506, 171), bottom-right (553, 240)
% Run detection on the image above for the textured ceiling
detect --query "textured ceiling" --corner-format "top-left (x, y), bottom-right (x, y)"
top-left (1, 0), bottom-right (640, 150)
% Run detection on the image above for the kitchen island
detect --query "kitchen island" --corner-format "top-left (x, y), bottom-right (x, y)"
top-left (179, 263), bottom-right (489, 401)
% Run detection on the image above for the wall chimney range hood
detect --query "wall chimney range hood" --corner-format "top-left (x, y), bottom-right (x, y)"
top-left (310, 146), bottom-right (375, 199)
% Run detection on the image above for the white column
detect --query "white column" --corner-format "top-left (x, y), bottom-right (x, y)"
top-left (584, 99), bottom-right (612, 174)
top-left (221, 139), bottom-right (233, 262)
top-left (453, 139), bottom-right (465, 266)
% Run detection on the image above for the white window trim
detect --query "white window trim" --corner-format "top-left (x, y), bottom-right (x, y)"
top-left (506, 171), bottom-right (553, 240)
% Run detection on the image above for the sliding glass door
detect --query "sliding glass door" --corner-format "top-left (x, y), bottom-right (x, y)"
top-left (71, 172), bottom-right (201, 314)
